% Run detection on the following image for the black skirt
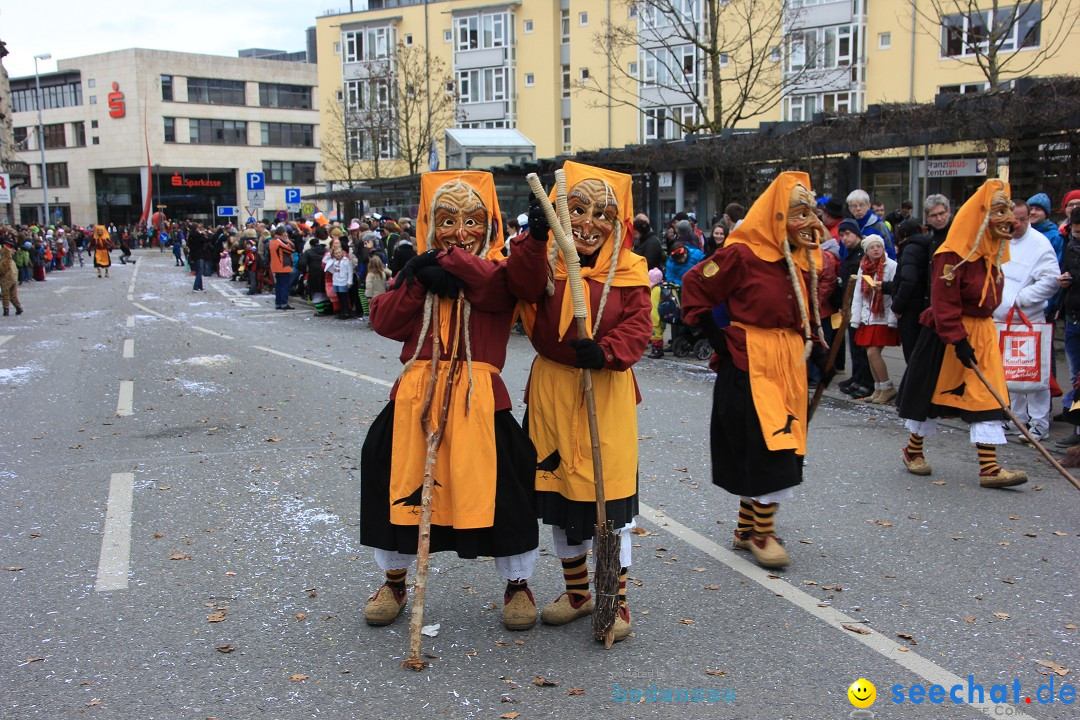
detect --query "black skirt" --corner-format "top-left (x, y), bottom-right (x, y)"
top-left (359, 402), bottom-right (539, 559)
top-left (897, 325), bottom-right (1005, 424)
top-left (521, 409), bottom-right (638, 546)
top-left (709, 351), bottom-right (803, 498)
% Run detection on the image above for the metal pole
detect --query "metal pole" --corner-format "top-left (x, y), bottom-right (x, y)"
top-left (33, 53), bottom-right (52, 227)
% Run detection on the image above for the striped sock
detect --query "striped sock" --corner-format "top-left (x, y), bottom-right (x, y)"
top-left (505, 578), bottom-right (528, 595)
top-left (906, 433), bottom-right (924, 458)
top-left (385, 568), bottom-right (407, 590)
top-left (561, 554), bottom-right (590, 601)
top-left (737, 499), bottom-right (754, 537)
top-left (752, 501), bottom-right (778, 537)
top-left (977, 443), bottom-right (1001, 475)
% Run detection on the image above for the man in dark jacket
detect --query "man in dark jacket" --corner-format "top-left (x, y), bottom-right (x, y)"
top-left (389, 236), bottom-right (416, 276)
top-left (923, 193), bottom-right (953, 258)
top-left (187, 224), bottom-right (206, 292)
top-left (297, 235), bottom-right (328, 300)
top-left (886, 218), bottom-right (931, 361)
top-left (631, 213), bottom-right (665, 270)
top-left (1056, 206), bottom-right (1080, 447)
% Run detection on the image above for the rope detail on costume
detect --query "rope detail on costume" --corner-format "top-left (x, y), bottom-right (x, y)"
top-left (782, 239), bottom-right (814, 360)
top-left (462, 297), bottom-right (475, 413)
top-left (807, 248), bottom-right (826, 346)
top-left (592, 180), bottom-right (620, 335)
top-left (402, 293), bottom-right (436, 375)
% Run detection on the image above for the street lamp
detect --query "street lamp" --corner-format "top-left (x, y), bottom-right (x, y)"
top-left (33, 53), bottom-right (52, 227)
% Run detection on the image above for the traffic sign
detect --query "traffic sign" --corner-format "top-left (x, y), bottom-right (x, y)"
top-left (286, 203), bottom-right (300, 213)
top-left (247, 189), bottom-right (266, 208)
top-left (217, 206), bottom-right (240, 217)
top-left (275, 210), bottom-right (289, 222)
top-left (285, 188), bottom-right (301, 204)
top-left (300, 203), bottom-right (315, 217)
top-left (246, 172), bottom-right (265, 191)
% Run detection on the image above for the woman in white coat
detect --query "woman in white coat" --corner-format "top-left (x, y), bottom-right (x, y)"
top-left (851, 234), bottom-right (899, 404)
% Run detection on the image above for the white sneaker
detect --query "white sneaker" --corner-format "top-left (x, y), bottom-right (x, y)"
top-left (1021, 425), bottom-right (1049, 444)
top-left (1002, 422), bottom-right (1021, 436)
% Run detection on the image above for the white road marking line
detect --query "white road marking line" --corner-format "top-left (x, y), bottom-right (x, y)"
top-left (252, 345), bottom-right (394, 387)
top-left (0, 335), bottom-right (12, 348)
top-left (95, 472), bottom-right (135, 592)
top-left (192, 325), bottom-right (235, 340)
top-left (126, 315), bottom-right (135, 328)
top-left (116, 380), bottom-right (134, 417)
top-left (130, 302), bottom-right (178, 323)
top-left (638, 503), bottom-right (1038, 720)
top-left (123, 339), bottom-right (134, 358)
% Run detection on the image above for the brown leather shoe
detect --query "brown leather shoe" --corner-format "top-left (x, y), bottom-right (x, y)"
top-left (540, 592), bottom-right (594, 625)
top-left (749, 534), bottom-right (789, 568)
top-left (980, 467), bottom-right (1028, 488)
top-left (364, 584), bottom-right (406, 626)
top-left (503, 587), bottom-right (537, 630)
top-left (902, 448), bottom-right (932, 476)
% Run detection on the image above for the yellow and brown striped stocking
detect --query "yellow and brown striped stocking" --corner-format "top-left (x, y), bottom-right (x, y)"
top-left (752, 501), bottom-right (779, 537)
top-left (561, 554), bottom-right (590, 601)
top-left (976, 443), bottom-right (1001, 476)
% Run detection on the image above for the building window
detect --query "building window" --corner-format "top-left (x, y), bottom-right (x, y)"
top-left (87, 79), bottom-right (96, 89)
top-left (161, 75), bottom-right (173, 101)
top-left (823, 91), bottom-right (854, 113)
top-left (579, 11), bottom-right (588, 25)
top-left (525, 73), bottom-right (535, 87)
top-left (405, 33), bottom-right (413, 45)
top-left (263, 161), bottom-right (316, 185)
top-left (189, 118), bottom-right (248, 145)
top-left (89, 96), bottom-right (97, 104)
top-left (42, 123), bottom-right (66, 149)
top-left (343, 26), bottom-right (392, 62)
top-left (561, 9), bottom-right (570, 43)
top-left (11, 81), bottom-right (82, 112)
top-left (444, 29), bottom-right (453, 42)
top-left (524, 19), bottom-right (534, 33)
top-left (629, 3), bottom-right (638, 18)
top-left (456, 12), bottom-right (507, 51)
top-left (261, 122), bottom-right (315, 147)
top-left (629, 61), bottom-right (638, 76)
top-left (939, 82), bottom-right (989, 94)
top-left (561, 65), bottom-right (571, 98)
top-left (334, 41), bottom-right (342, 55)
top-left (769, 46), bottom-right (781, 62)
top-left (940, 2), bottom-right (1040, 57)
top-left (164, 117), bottom-right (176, 143)
top-left (346, 79), bottom-right (393, 110)
top-left (259, 83), bottom-right (313, 109)
top-left (71, 121), bottom-right (86, 147)
top-left (720, 52), bottom-right (729, 66)
top-left (820, 25), bottom-right (857, 68)
top-left (45, 162), bottom-right (69, 188)
top-left (580, 67), bottom-right (590, 81)
top-left (92, 137), bottom-right (100, 145)
top-left (787, 30), bottom-right (818, 71)
top-left (785, 94), bottom-right (817, 121)
top-left (643, 108), bottom-right (668, 140)
top-left (457, 67), bottom-right (509, 103)
top-left (878, 31), bottom-right (891, 49)
top-left (187, 77), bottom-right (246, 105)
top-left (562, 118), bottom-right (571, 153)
top-left (91, 120), bottom-right (98, 129)
top-left (13, 127), bottom-right (28, 148)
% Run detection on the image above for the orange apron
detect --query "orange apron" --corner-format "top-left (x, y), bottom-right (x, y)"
top-left (736, 322), bottom-right (809, 455)
top-left (932, 316), bottom-right (1009, 413)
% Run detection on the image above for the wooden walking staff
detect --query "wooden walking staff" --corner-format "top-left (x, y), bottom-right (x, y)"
top-left (526, 171), bottom-right (621, 648)
top-left (807, 277), bottom-right (858, 423)
top-left (403, 294), bottom-right (465, 670)
top-left (970, 364), bottom-right (1080, 492)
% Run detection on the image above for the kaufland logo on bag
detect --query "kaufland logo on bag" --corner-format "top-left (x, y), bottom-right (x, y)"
top-left (1004, 337), bottom-right (1036, 367)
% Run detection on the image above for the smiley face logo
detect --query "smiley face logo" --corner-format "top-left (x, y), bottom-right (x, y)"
top-left (848, 678), bottom-right (876, 708)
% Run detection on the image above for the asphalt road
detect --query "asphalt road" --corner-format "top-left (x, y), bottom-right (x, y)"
top-left (0, 250), bottom-right (1076, 720)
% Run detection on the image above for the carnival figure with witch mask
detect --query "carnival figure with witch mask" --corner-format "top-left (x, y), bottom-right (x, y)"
top-left (681, 171), bottom-right (829, 570)
top-left (507, 161), bottom-right (652, 643)
top-left (897, 179), bottom-right (1028, 489)
top-left (359, 170), bottom-right (551, 632)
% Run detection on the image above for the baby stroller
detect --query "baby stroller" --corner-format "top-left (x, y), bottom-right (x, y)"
top-left (657, 282), bottom-right (713, 360)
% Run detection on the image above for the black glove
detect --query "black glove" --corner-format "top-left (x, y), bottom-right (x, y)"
top-left (416, 266), bottom-right (463, 298)
top-left (392, 249), bottom-right (439, 290)
top-left (527, 194), bottom-right (550, 244)
top-left (698, 312), bottom-right (726, 353)
top-left (568, 338), bottom-right (607, 370)
top-left (953, 338), bottom-right (978, 369)
top-left (810, 343), bottom-right (835, 386)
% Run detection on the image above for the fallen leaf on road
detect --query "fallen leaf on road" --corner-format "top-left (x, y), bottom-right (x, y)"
top-left (993, 613), bottom-right (1011, 620)
top-left (208, 610), bottom-right (227, 623)
top-left (843, 624), bottom-right (872, 635)
top-left (1032, 485), bottom-right (1044, 491)
top-left (465, 650), bottom-right (478, 657)
top-left (1002, 578), bottom-right (1015, 584)
top-left (170, 553), bottom-right (191, 561)
top-left (267, 436), bottom-right (282, 443)
top-left (290, 674), bottom-right (308, 682)
top-left (705, 669), bottom-right (727, 677)
top-left (157, 486), bottom-right (172, 491)
top-left (964, 616), bottom-right (976, 623)
top-left (567, 688), bottom-right (585, 696)
top-left (692, 567), bottom-right (706, 573)
top-left (998, 541), bottom-right (1010, 546)
top-left (678, 618), bottom-right (694, 625)
top-left (802, 581), bottom-right (819, 586)
top-left (1024, 533), bottom-right (1038, 538)
top-left (1066, 624), bottom-right (1078, 630)
top-left (898, 647), bottom-right (910, 652)
top-left (931, 480), bottom-right (947, 486)
top-left (501, 713), bottom-right (521, 719)
top-left (1036, 661), bottom-right (1069, 676)
top-left (767, 574), bottom-right (781, 579)
top-left (294, 613), bottom-right (306, 622)
top-left (216, 644), bottom-right (236, 653)
top-left (799, 539), bottom-right (814, 544)
top-left (423, 652), bottom-right (440, 660)
top-left (534, 676), bottom-right (559, 687)
top-left (23, 657), bottom-right (45, 664)
top-left (823, 584), bottom-right (843, 591)
top-left (1008, 515), bottom-right (1020, 520)
top-left (873, 520), bottom-right (894, 527)
top-left (86, 699), bottom-right (101, 707)
top-left (703, 585), bottom-right (721, 591)
top-left (1052, 531), bottom-right (1067, 537)
top-left (3, 567), bottom-right (23, 572)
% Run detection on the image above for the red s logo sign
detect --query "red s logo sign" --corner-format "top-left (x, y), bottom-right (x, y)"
top-left (108, 82), bottom-right (125, 118)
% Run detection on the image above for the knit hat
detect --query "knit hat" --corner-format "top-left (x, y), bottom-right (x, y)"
top-left (822, 197), bottom-right (846, 219)
top-left (1061, 189), bottom-right (1080, 212)
top-left (838, 218), bottom-right (860, 236)
top-left (348, 221), bottom-right (361, 231)
top-left (1027, 192), bottom-right (1052, 215)
top-left (861, 235), bottom-right (885, 253)
top-left (648, 267), bottom-right (663, 287)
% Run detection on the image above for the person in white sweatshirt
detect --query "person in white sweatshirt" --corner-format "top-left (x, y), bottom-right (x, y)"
top-left (325, 246), bottom-right (355, 319)
top-left (992, 200), bottom-right (1061, 441)
top-left (850, 234), bottom-right (900, 404)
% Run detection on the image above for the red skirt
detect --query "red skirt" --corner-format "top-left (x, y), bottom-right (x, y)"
top-left (855, 324), bottom-right (899, 347)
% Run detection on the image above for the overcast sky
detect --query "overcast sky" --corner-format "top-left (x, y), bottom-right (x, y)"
top-left (2, 1), bottom-right (347, 78)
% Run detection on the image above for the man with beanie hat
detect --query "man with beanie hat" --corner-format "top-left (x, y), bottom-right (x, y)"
top-left (1027, 192), bottom-right (1063, 264)
top-left (1058, 190), bottom-right (1080, 238)
top-left (820, 197), bottom-right (845, 247)
top-left (631, 213), bottom-right (665, 271)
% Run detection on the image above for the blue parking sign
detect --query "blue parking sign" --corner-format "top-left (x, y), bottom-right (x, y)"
top-left (246, 172), bottom-right (265, 191)
top-left (285, 188), bottom-right (301, 204)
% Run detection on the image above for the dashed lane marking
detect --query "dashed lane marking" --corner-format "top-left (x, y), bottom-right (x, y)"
top-left (95, 472), bottom-right (135, 592)
top-left (131, 302), bottom-right (179, 323)
top-left (126, 315), bottom-right (135, 328)
top-left (252, 345), bottom-right (394, 388)
top-left (123, 339), bottom-right (134, 358)
top-left (637, 503), bottom-right (1037, 719)
top-left (116, 381), bottom-right (134, 417)
top-left (192, 325), bottom-right (235, 340)
top-left (0, 335), bottom-right (12, 348)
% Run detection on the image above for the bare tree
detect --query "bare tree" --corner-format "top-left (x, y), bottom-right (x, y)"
top-left (583, 0), bottom-right (805, 137)
top-left (394, 42), bottom-right (459, 175)
top-left (914, 0), bottom-right (1079, 172)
